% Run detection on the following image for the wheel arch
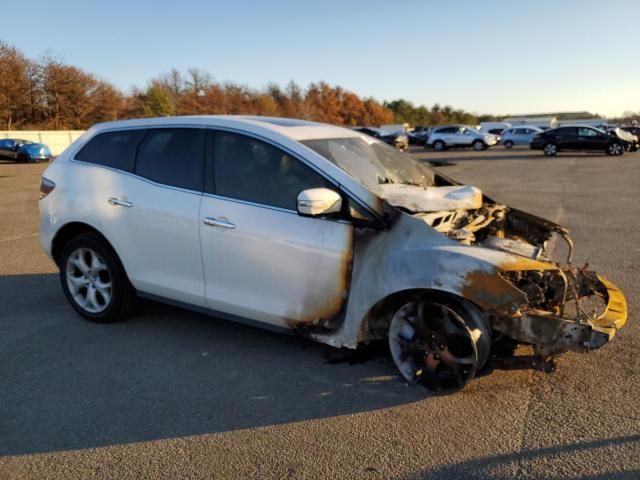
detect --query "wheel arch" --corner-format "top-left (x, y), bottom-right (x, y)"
top-left (361, 287), bottom-right (485, 341)
top-left (52, 222), bottom-right (123, 271)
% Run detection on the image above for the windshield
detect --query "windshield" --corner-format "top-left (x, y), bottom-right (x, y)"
top-left (301, 136), bottom-right (435, 195)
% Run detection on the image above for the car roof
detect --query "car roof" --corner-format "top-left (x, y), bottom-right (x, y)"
top-left (433, 124), bottom-right (464, 130)
top-left (555, 124), bottom-right (599, 128)
top-left (87, 115), bottom-right (362, 142)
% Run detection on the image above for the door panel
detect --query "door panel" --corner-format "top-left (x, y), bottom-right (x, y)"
top-left (100, 173), bottom-right (206, 307)
top-left (80, 126), bottom-right (208, 307)
top-left (199, 196), bottom-right (352, 328)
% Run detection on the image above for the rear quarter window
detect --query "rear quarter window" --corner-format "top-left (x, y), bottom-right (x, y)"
top-left (75, 130), bottom-right (145, 171)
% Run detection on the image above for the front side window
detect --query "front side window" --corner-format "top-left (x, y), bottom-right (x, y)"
top-left (212, 132), bottom-right (331, 210)
top-left (578, 127), bottom-right (599, 137)
top-left (135, 128), bottom-right (205, 191)
top-left (75, 130), bottom-right (145, 171)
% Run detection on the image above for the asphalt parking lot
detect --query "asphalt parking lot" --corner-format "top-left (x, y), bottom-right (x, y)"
top-left (1, 147), bottom-right (639, 479)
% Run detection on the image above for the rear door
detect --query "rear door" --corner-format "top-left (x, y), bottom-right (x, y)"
top-left (514, 128), bottom-right (528, 145)
top-left (554, 127), bottom-right (578, 149)
top-left (91, 127), bottom-right (208, 307)
top-left (437, 127), bottom-right (459, 145)
top-left (199, 130), bottom-right (353, 328)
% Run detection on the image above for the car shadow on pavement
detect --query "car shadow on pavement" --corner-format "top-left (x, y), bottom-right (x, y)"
top-left (412, 435), bottom-right (640, 480)
top-left (0, 273), bottom-right (424, 456)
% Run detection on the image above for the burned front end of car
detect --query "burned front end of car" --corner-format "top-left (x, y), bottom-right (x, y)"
top-left (381, 175), bottom-right (628, 365)
top-left (494, 264), bottom-right (627, 357)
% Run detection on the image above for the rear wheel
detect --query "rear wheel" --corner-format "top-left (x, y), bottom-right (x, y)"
top-left (504, 140), bottom-right (514, 149)
top-left (606, 142), bottom-right (623, 156)
top-left (60, 233), bottom-right (134, 323)
top-left (388, 298), bottom-right (491, 394)
top-left (472, 140), bottom-right (486, 151)
top-left (432, 140), bottom-right (445, 151)
top-left (543, 143), bottom-right (558, 156)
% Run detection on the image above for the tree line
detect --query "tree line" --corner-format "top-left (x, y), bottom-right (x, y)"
top-left (1, 40), bottom-right (490, 131)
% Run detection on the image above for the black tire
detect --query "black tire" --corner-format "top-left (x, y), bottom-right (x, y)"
top-left (17, 153), bottom-right (29, 163)
top-left (59, 233), bottom-right (134, 323)
top-left (606, 142), bottom-right (624, 156)
top-left (433, 140), bottom-right (445, 151)
top-left (472, 139), bottom-right (486, 151)
top-left (543, 143), bottom-right (558, 156)
top-left (388, 295), bottom-right (491, 394)
top-left (504, 140), bottom-right (514, 149)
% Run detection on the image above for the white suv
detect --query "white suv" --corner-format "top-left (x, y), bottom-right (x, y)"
top-left (427, 125), bottom-right (498, 151)
top-left (39, 116), bottom-right (626, 393)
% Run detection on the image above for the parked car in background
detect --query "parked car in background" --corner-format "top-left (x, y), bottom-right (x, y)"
top-left (427, 125), bottom-right (498, 151)
top-left (412, 128), bottom-right (431, 146)
top-left (406, 131), bottom-right (419, 145)
top-left (613, 128), bottom-right (639, 151)
top-left (38, 115), bottom-right (628, 394)
top-left (0, 139), bottom-right (52, 163)
top-left (479, 121), bottom-right (511, 134)
top-left (621, 126), bottom-right (640, 137)
top-left (530, 126), bottom-right (635, 156)
top-left (352, 127), bottom-right (409, 151)
top-left (500, 126), bottom-right (544, 149)
top-left (485, 128), bottom-right (505, 142)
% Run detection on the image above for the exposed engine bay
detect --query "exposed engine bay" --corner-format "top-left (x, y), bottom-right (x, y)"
top-left (379, 182), bottom-right (627, 362)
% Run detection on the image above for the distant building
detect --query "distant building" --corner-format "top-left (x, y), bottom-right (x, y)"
top-left (503, 112), bottom-right (604, 130)
top-left (503, 114), bottom-right (557, 129)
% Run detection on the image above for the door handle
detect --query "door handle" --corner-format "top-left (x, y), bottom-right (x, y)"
top-left (203, 217), bottom-right (235, 229)
top-left (108, 197), bottom-right (133, 208)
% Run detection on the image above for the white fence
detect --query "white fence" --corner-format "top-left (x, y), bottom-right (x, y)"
top-left (0, 130), bottom-right (86, 156)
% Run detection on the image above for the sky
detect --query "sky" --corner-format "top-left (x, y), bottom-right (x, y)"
top-left (2, 0), bottom-right (639, 117)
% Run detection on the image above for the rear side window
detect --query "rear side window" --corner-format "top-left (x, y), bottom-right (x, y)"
top-left (75, 130), bottom-right (145, 171)
top-left (555, 127), bottom-right (576, 136)
top-left (211, 131), bottom-right (331, 210)
top-left (135, 128), bottom-right (205, 191)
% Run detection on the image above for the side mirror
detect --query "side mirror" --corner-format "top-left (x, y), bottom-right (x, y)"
top-left (297, 188), bottom-right (342, 217)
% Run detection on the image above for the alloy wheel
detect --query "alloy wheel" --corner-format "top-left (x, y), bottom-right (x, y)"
top-left (389, 301), bottom-right (486, 393)
top-left (544, 143), bottom-right (557, 156)
top-left (608, 143), bottom-right (622, 155)
top-left (65, 247), bottom-right (112, 313)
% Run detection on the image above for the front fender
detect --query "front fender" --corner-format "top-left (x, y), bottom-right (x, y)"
top-left (312, 213), bottom-right (537, 348)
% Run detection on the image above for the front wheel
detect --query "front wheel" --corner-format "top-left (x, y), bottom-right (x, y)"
top-left (606, 142), bottom-right (624, 156)
top-left (472, 140), bottom-right (486, 151)
top-left (388, 298), bottom-right (491, 394)
top-left (543, 143), bottom-right (558, 156)
top-left (60, 233), bottom-right (134, 323)
top-left (17, 153), bottom-right (29, 163)
top-left (503, 140), bottom-right (514, 149)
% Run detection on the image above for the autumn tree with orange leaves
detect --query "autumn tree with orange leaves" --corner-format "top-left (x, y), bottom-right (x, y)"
top-left (0, 40), bottom-right (487, 130)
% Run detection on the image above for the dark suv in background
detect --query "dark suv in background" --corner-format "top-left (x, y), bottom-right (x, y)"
top-left (530, 126), bottom-right (636, 156)
top-left (352, 127), bottom-right (409, 152)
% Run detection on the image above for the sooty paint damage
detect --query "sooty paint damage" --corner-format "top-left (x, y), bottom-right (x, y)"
top-left (305, 203), bottom-right (627, 365)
